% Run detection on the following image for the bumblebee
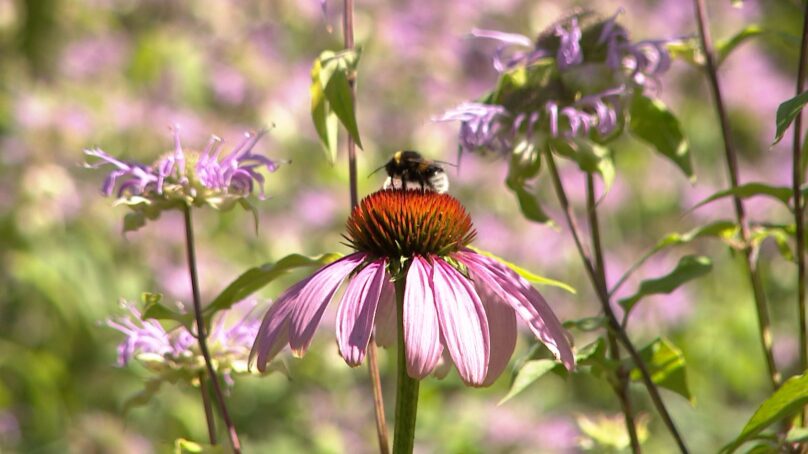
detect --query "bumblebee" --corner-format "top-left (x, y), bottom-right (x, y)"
top-left (377, 150), bottom-right (450, 194)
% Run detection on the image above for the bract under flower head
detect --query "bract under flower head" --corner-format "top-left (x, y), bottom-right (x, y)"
top-left (85, 127), bottom-right (279, 231)
top-left (345, 189), bottom-right (476, 258)
top-left (253, 189), bottom-right (574, 387)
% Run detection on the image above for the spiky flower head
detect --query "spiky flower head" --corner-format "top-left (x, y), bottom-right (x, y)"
top-left (107, 299), bottom-right (280, 389)
top-left (85, 127), bottom-right (279, 232)
top-left (437, 9), bottom-right (671, 155)
top-left (252, 189), bottom-right (574, 387)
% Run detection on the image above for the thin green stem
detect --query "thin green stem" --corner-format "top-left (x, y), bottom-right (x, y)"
top-left (692, 0), bottom-right (781, 389)
top-left (393, 277), bottom-right (419, 454)
top-left (792, 0), bottom-right (808, 427)
top-left (342, 0), bottom-right (390, 451)
top-left (182, 206), bottom-right (241, 454)
top-left (586, 174), bottom-right (641, 454)
top-left (543, 148), bottom-right (688, 453)
top-left (198, 372), bottom-right (217, 446)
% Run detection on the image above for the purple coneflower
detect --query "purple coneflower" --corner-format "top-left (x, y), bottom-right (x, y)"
top-left (85, 127), bottom-right (279, 213)
top-left (108, 299), bottom-right (268, 385)
top-left (251, 189), bottom-right (574, 387)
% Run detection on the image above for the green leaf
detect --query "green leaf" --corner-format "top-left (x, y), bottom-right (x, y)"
top-left (629, 338), bottom-right (693, 402)
top-left (690, 183), bottom-right (793, 212)
top-left (716, 25), bottom-right (764, 65)
top-left (324, 67), bottom-right (363, 149)
top-left (618, 255), bottom-right (712, 317)
top-left (574, 337), bottom-right (616, 379)
top-left (505, 179), bottom-right (553, 225)
top-left (751, 226), bottom-right (794, 261)
top-left (629, 94), bottom-right (693, 180)
top-left (123, 211), bottom-right (147, 233)
top-left (563, 316), bottom-right (605, 332)
top-left (774, 91), bottom-right (808, 144)
top-left (140, 292), bottom-right (193, 327)
top-left (655, 220), bottom-right (739, 249)
top-left (310, 58), bottom-right (339, 163)
top-left (123, 378), bottom-right (163, 413)
top-left (787, 427), bottom-right (808, 443)
top-left (468, 246), bottom-right (576, 293)
top-left (722, 373), bottom-right (808, 453)
top-left (238, 198), bottom-right (259, 234)
top-left (173, 438), bottom-right (226, 454)
top-left (667, 38), bottom-right (703, 66)
top-left (550, 138), bottom-right (614, 194)
top-left (499, 359), bottom-right (557, 404)
top-left (205, 253), bottom-right (343, 317)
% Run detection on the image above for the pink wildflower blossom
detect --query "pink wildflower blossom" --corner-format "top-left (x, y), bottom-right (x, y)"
top-left (252, 190), bottom-right (573, 386)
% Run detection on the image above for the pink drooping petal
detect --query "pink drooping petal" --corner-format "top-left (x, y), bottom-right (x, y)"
top-left (457, 251), bottom-right (575, 370)
top-left (432, 258), bottom-right (490, 387)
top-left (403, 256), bottom-right (443, 379)
top-left (250, 280), bottom-right (301, 372)
top-left (284, 252), bottom-right (366, 356)
top-left (336, 259), bottom-right (387, 366)
top-left (374, 276), bottom-right (397, 348)
top-left (478, 284), bottom-right (518, 386)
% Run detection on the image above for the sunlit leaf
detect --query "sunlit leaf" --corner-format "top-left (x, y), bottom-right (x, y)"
top-left (667, 38), bottom-right (703, 66)
top-left (629, 94), bottom-right (693, 180)
top-left (690, 183), bottom-right (792, 212)
top-left (140, 292), bottom-right (193, 327)
top-left (563, 316), bottom-right (605, 332)
top-left (469, 246), bottom-right (576, 293)
top-left (750, 226), bottom-right (794, 261)
top-left (505, 178), bottom-right (553, 225)
top-left (550, 138), bottom-right (614, 194)
top-left (774, 91), bottom-right (808, 144)
top-left (499, 359), bottom-right (557, 404)
top-left (173, 438), bottom-right (225, 454)
top-left (722, 373), bottom-right (808, 453)
top-left (324, 68), bottom-right (363, 149)
top-left (206, 253), bottom-right (343, 316)
top-left (656, 220), bottom-right (739, 249)
top-left (628, 338), bottom-right (693, 402)
top-left (619, 255), bottom-right (712, 317)
top-left (310, 58), bottom-right (339, 163)
top-left (717, 24), bottom-right (764, 65)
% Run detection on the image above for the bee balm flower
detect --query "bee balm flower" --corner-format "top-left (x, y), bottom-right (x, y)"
top-left (251, 190), bottom-right (574, 386)
top-left (85, 127), bottom-right (279, 230)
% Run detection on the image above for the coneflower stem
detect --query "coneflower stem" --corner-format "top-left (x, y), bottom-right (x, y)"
top-left (393, 277), bottom-right (419, 454)
top-left (342, 0), bottom-right (390, 452)
top-left (199, 372), bottom-right (217, 445)
top-left (792, 0), bottom-right (808, 426)
top-left (543, 147), bottom-right (688, 453)
top-left (586, 174), bottom-right (641, 454)
top-left (183, 205), bottom-right (241, 454)
top-left (692, 0), bottom-right (781, 390)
